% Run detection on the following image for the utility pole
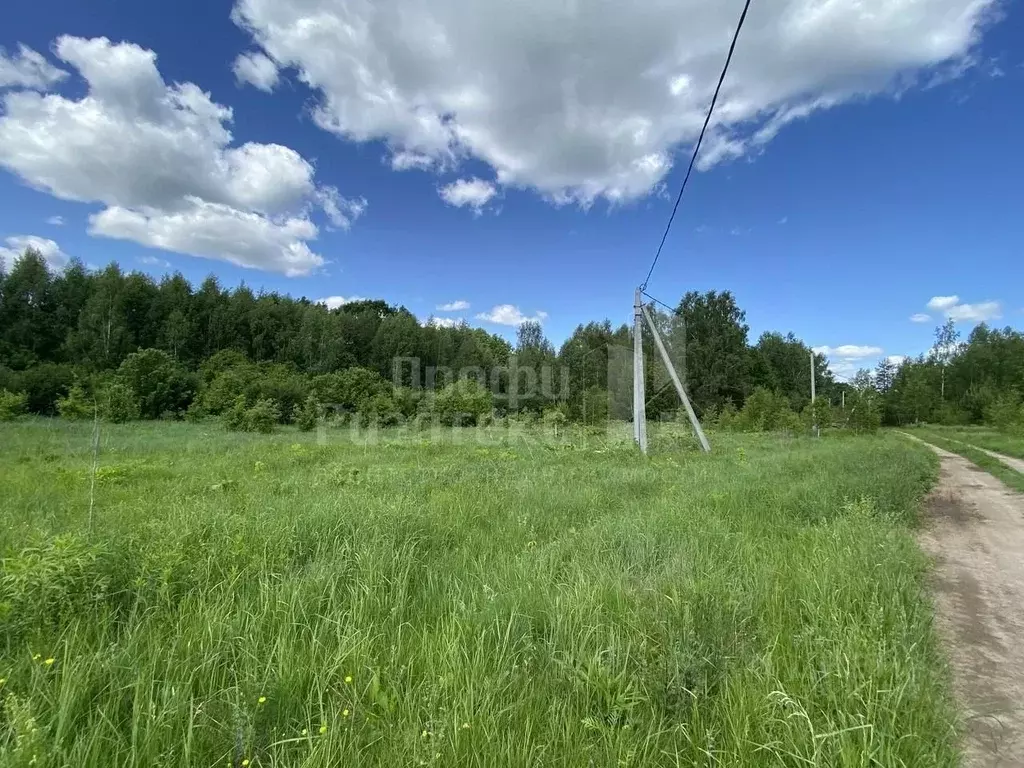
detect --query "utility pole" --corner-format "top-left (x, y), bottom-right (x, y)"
top-left (810, 350), bottom-right (818, 437)
top-left (640, 304), bottom-right (710, 452)
top-left (632, 289), bottom-right (648, 454)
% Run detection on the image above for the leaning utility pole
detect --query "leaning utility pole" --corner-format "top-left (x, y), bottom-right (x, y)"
top-left (631, 291), bottom-right (710, 454)
top-left (632, 289), bottom-right (648, 454)
top-left (640, 304), bottom-right (710, 453)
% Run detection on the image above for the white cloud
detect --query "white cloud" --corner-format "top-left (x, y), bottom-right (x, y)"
top-left (137, 254), bottom-right (171, 268)
top-left (316, 187), bottom-right (367, 229)
top-left (0, 36), bottom-right (364, 276)
top-left (813, 344), bottom-right (886, 380)
top-left (437, 300), bottom-right (470, 312)
top-left (927, 295), bottom-right (960, 311)
top-left (922, 295), bottom-right (1002, 323)
top-left (886, 355), bottom-right (907, 366)
top-left (910, 313), bottom-right (931, 323)
top-left (424, 316), bottom-right (461, 328)
top-left (317, 295), bottom-right (366, 310)
top-left (46, 215), bottom-right (65, 226)
top-left (233, 51), bottom-right (279, 92)
top-left (947, 300), bottom-right (1001, 323)
top-left (0, 44), bottom-right (67, 90)
top-left (390, 150), bottom-right (435, 171)
top-left (233, 0), bottom-right (997, 205)
top-left (439, 178), bottom-right (497, 214)
top-left (812, 345), bottom-right (883, 359)
top-left (0, 235), bottom-right (70, 271)
top-left (90, 200), bottom-right (322, 277)
top-left (476, 304), bottom-right (547, 326)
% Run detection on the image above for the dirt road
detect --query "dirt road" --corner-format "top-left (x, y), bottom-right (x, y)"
top-left (904, 434), bottom-right (1024, 767)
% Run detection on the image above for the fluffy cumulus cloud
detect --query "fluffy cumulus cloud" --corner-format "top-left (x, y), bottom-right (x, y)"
top-left (232, 0), bottom-right (997, 205)
top-left (437, 300), bottom-right (470, 311)
top-left (0, 44), bottom-right (67, 90)
top-left (813, 344), bottom-right (885, 380)
top-left (317, 295), bottom-right (367, 309)
top-left (923, 295), bottom-right (1001, 323)
top-left (424, 316), bottom-right (461, 328)
top-left (438, 178), bottom-right (497, 214)
top-left (927, 295), bottom-right (960, 311)
top-left (232, 51), bottom-right (280, 91)
top-left (812, 345), bottom-right (883, 359)
top-left (0, 234), bottom-right (70, 270)
top-left (476, 304), bottom-right (548, 326)
top-left (0, 37), bottom-right (365, 276)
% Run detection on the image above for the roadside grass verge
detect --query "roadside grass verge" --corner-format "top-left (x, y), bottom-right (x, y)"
top-left (0, 420), bottom-right (956, 766)
top-left (911, 429), bottom-right (1024, 493)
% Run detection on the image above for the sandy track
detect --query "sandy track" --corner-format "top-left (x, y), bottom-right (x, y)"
top-left (904, 434), bottom-right (1024, 767)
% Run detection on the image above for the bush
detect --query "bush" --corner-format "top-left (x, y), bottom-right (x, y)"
top-left (434, 378), bottom-right (493, 426)
top-left (222, 395), bottom-right (249, 431)
top-left (0, 389), bottom-right (28, 421)
top-left (117, 349), bottom-right (196, 419)
top-left (7, 363), bottom-right (75, 415)
top-left (846, 390), bottom-right (882, 433)
top-left (57, 383), bottom-right (93, 421)
top-left (99, 382), bottom-right (141, 423)
top-left (295, 395), bottom-right (321, 432)
top-left (738, 388), bottom-right (796, 432)
top-left (985, 392), bottom-right (1022, 432)
top-left (244, 398), bottom-right (280, 433)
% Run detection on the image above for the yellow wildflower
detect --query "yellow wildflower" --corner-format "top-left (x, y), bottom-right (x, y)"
top-left (44, 658), bottom-right (55, 666)
top-left (342, 709), bottom-right (350, 717)
top-left (241, 760), bottom-right (250, 767)
top-left (257, 696), bottom-right (266, 705)
top-left (344, 675), bottom-right (353, 684)
top-left (301, 729), bottom-right (308, 736)
top-left (32, 654), bottom-right (40, 661)
top-left (319, 724), bottom-right (327, 735)
top-left (461, 722), bottom-right (470, 730)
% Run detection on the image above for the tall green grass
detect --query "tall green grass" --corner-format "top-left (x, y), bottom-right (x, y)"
top-left (0, 421), bottom-right (956, 766)
top-left (907, 424), bottom-right (1024, 461)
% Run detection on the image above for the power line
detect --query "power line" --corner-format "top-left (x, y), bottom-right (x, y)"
top-left (640, 0), bottom-right (754, 291)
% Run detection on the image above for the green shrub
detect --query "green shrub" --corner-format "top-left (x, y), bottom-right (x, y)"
top-left (845, 390), bottom-right (882, 433)
top-left (99, 383), bottom-right (141, 423)
top-left (295, 395), bottom-right (321, 432)
top-left (7, 363), bottom-right (75, 415)
top-left (435, 379), bottom-right (493, 426)
top-left (985, 392), bottom-right (1022, 432)
top-left (57, 383), bottom-right (93, 421)
top-left (738, 388), bottom-right (796, 432)
top-left (222, 395), bottom-right (249, 431)
top-left (244, 398), bottom-right (280, 433)
top-left (0, 389), bottom-right (28, 421)
top-left (117, 349), bottom-right (195, 419)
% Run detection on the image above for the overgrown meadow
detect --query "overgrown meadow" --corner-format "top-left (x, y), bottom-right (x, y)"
top-left (0, 420), bottom-right (956, 767)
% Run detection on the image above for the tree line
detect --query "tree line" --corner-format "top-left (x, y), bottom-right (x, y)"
top-left (1, 248), bottom-right (1020, 432)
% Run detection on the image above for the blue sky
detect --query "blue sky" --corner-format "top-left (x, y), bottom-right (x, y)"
top-left (1, 0), bottom-right (1021, 378)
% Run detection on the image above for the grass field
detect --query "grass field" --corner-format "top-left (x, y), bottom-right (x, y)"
top-left (0, 420), bottom-right (957, 767)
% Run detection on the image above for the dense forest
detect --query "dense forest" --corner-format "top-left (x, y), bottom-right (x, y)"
top-left (1, 248), bottom-right (1022, 433)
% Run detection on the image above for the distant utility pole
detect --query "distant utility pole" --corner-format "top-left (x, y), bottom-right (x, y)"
top-left (810, 350), bottom-right (819, 437)
top-left (632, 289), bottom-right (648, 454)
